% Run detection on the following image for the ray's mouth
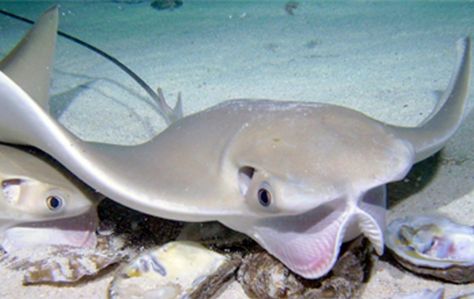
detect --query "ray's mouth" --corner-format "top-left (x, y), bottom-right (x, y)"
top-left (1, 208), bottom-right (98, 252)
top-left (252, 199), bottom-right (349, 278)
top-left (250, 187), bottom-right (386, 279)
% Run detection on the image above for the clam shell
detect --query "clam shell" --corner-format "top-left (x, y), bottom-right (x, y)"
top-left (109, 241), bottom-right (240, 299)
top-left (385, 215), bottom-right (474, 283)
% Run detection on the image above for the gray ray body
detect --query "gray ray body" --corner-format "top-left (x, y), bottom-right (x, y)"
top-left (0, 7), bottom-right (470, 278)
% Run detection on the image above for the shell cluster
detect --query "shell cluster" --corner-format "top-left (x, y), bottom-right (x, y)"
top-left (385, 215), bottom-right (474, 283)
top-left (3, 197), bottom-right (375, 297)
top-left (108, 236), bottom-right (372, 299)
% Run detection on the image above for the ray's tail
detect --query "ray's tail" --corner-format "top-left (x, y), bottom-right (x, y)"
top-left (388, 37), bottom-right (471, 163)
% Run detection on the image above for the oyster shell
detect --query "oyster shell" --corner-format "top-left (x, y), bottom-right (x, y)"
top-left (237, 236), bottom-right (373, 299)
top-left (385, 215), bottom-right (474, 283)
top-left (0, 235), bottom-right (125, 284)
top-left (109, 241), bottom-right (240, 299)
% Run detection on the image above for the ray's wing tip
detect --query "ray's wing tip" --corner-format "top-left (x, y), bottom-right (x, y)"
top-left (457, 36), bottom-right (471, 58)
top-left (45, 5), bottom-right (60, 15)
top-left (36, 6), bottom-right (59, 23)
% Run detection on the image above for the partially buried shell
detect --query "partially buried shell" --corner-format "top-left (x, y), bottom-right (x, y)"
top-left (0, 235), bottom-right (125, 284)
top-left (238, 236), bottom-right (373, 299)
top-left (391, 288), bottom-right (474, 299)
top-left (385, 215), bottom-right (474, 283)
top-left (109, 241), bottom-right (240, 299)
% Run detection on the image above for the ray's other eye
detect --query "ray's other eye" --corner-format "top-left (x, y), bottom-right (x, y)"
top-left (238, 166), bottom-right (255, 196)
top-left (46, 195), bottom-right (63, 211)
top-left (258, 188), bottom-right (272, 207)
top-left (1, 179), bottom-right (23, 204)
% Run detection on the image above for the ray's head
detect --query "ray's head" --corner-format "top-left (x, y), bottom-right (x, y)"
top-left (1, 175), bottom-right (95, 221)
top-left (0, 146), bottom-right (99, 251)
top-left (227, 103), bottom-right (414, 217)
top-left (220, 102), bottom-right (415, 279)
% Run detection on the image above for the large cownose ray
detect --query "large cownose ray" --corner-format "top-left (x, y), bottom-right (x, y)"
top-left (0, 144), bottom-right (99, 252)
top-left (0, 7), bottom-right (470, 278)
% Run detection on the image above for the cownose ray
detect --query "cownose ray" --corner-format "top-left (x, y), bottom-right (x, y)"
top-left (0, 7), bottom-right (470, 279)
top-left (0, 144), bottom-right (100, 252)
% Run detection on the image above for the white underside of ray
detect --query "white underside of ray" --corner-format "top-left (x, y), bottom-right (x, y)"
top-left (1, 210), bottom-right (98, 252)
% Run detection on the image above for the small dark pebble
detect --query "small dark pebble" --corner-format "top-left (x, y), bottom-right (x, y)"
top-left (151, 0), bottom-right (183, 10)
top-left (284, 1), bottom-right (299, 16)
top-left (112, 0), bottom-right (146, 3)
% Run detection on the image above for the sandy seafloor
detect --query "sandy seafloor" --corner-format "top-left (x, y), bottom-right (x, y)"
top-left (0, 0), bottom-right (473, 298)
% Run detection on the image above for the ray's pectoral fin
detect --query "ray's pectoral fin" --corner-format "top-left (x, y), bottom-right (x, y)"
top-left (389, 37), bottom-right (471, 162)
top-left (0, 5), bottom-right (57, 112)
top-left (0, 6), bottom-right (188, 220)
top-left (0, 6), bottom-right (61, 145)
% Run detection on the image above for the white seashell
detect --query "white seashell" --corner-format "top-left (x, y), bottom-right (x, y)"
top-left (109, 241), bottom-right (237, 299)
top-left (385, 215), bottom-right (474, 268)
top-left (385, 215), bottom-right (474, 283)
top-left (23, 249), bottom-right (122, 284)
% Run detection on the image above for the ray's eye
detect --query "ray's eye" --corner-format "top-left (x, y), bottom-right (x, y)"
top-left (46, 195), bottom-right (63, 211)
top-left (257, 188), bottom-right (272, 207)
